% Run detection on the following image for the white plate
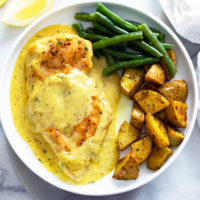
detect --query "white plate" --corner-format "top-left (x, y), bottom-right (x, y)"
top-left (0, 0), bottom-right (198, 196)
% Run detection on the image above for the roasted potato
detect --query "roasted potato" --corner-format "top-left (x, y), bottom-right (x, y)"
top-left (141, 83), bottom-right (157, 91)
top-left (117, 121), bottom-right (141, 150)
top-left (145, 113), bottom-right (170, 148)
top-left (160, 50), bottom-right (176, 81)
top-left (166, 100), bottom-right (188, 128)
top-left (155, 109), bottom-right (166, 121)
top-left (147, 146), bottom-right (173, 171)
top-left (167, 125), bottom-right (184, 147)
top-left (113, 152), bottom-right (139, 180)
top-left (131, 103), bottom-right (145, 130)
top-left (131, 136), bottom-right (152, 165)
top-left (158, 80), bottom-right (188, 102)
top-left (120, 69), bottom-right (144, 99)
top-left (134, 90), bottom-right (169, 114)
top-left (145, 63), bottom-right (165, 85)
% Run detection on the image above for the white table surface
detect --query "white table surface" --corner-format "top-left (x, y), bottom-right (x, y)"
top-left (0, 0), bottom-right (200, 199)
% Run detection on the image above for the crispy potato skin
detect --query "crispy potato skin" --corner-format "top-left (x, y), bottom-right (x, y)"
top-left (166, 100), bottom-right (188, 128)
top-left (120, 69), bottom-right (144, 99)
top-left (158, 80), bottom-right (188, 102)
top-left (147, 146), bottom-right (173, 171)
top-left (160, 50), bottom-right (176, 81)
top-left (113, 152), bottom-right (139, 180)
top-left (145, 63), bottom-right (165, 85)
top-left (145, 113), bottom-right (170, 148)
top-left (134, 90), bottom-right (169, 114)
top-left (117, 121), bottom-right (141, 150)
top-left (131, 136), bottom-right (152, 165)
top-left (167, 125), bottom-right (184, 147)
top-left (131, 103), bottom-right (145, 130)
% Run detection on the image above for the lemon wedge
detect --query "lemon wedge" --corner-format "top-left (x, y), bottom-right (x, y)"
top-left (2, 0), bottom-right (53, 26)
top-left (0, 0), bottom-right (7, 7)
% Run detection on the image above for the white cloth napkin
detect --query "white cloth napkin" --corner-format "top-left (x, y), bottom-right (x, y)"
top-left (159, 0), bottom-right (200, 44)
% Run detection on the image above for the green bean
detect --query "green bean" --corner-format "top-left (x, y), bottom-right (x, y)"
top-left (91, 12), bottom-right (127, 35)
top-left (139, 24), bottom-right (176, 77)
top-left (131, 41), bottom-right (163, 57)
top-left (96, 3), bottom-right (138, 32)
top-left (145, 40), bottom-right (174, 50)
top-left (73, 23), bottom-right (127, 49)
top-left (91, 12), bottom-right (162, 57)
top-left (74, 13), bottom-right (93, 21)
top-left (73, 23), bottom-right (106, 41)
top-left (103, 57), bottom-right (160, 76)
top-left (93, 32), bottom-right (143, 49)
top-left (92, 22), bottom-right (127, 47)
top-left (161, 43), bottom-right (174, 50)
top-left (153, 33), bottom-right (159, 37)
top-left (103, 48), bottom-right (145, 60)
top-left (103, 51), bottom-right (116, 66)
top-left (73, 13), bottom-right (163, 57)
top-left (86, 27), bottom-right (97, 34)
top-left (128, 20), bottom-right (165, 42)
top-left (93, 21), bottom-right (115, 37)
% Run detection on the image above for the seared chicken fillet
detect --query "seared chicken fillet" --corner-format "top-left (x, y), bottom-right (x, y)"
top-left (25, 34), bottom-right (112, 182)
top-left (26, 34), bottom-right (93, 96)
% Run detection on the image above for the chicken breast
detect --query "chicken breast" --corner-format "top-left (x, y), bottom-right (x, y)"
top-left (26, 34), bottom-right (93, 96)
top-left (25, 34), bottom-right (112, 182)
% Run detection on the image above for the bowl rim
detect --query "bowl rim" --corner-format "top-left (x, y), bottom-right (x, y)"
top-left (0, 0), bottom-right (199, 196)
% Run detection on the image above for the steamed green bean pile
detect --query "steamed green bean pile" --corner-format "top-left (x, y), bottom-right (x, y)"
top-left (73, 3), bottom-right (176, 77)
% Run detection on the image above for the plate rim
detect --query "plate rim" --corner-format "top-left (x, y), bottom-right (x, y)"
top-left (0, 0), bottom-right (199, 196)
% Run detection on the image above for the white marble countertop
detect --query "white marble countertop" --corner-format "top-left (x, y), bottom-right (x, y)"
top-left (0, 0), bottom-right (200, 199)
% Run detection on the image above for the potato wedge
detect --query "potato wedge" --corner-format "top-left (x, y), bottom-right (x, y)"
top-left (160, 50), bottom-right (176, 81)
top-left (120, 69), bottom-right (144, 99)
top-left (158, 80), bottom-right (188, 102)
top-left (117, 121), bottom-right (141, 150)
top-left (113, 152), bottom-right (139, 180)
top-left (147, 146), bottom-right (173, 171)
top-left (131, 136), bottom-right (152, 165)
top-left (145, 113), bottom-right (170, 148)
top-left (134, 90), bottom-right (169, 114)
top-left (155, 109), bottom-right (166, 121)
top-left (145, 63), bottom-right (165, 85)
top-left (166, 100), bottom-right (188, 128)
top-left (167, 125), bottom-right (184, 147)
top-left (131, 103), bottom-right (145, 130)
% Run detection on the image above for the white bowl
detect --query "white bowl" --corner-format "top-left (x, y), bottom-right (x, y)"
top-left (0, 0), bottom-right (198, 196)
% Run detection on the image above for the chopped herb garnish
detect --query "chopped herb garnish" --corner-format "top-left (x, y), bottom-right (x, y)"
top-left (85, 46), bottom-right (88, 50)
top-left (34, 97), bottom-right (39, 102)
top-left (78, 40), bottom-right (82, 44)
top-left (57, 42), bottom-right (63, 45)
top-left (66, 38), bottom-right (70, 41)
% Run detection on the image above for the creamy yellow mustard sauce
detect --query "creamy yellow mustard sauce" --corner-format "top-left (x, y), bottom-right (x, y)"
top-left (10, 25), bottom-right (121, 185)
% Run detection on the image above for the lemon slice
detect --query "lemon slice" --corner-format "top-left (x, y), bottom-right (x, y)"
top-left (0, 0), bottom-right (7, 7)
top-left (2, 0), bottom-right (53, 26)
